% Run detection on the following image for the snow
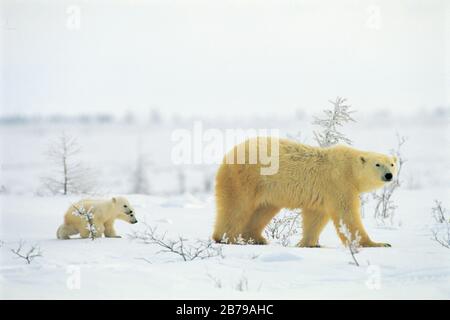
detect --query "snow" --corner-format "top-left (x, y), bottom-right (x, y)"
top-left (0, 115), bottom-right (449, 299)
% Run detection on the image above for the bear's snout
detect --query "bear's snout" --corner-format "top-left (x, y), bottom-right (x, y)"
top-left (384, 173), bottom-right (393, 181)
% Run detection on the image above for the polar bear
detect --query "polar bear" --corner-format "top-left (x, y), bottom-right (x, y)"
top-left (212, 137), bottom-right (397, 247)
top-left (57, 196), bottom-right (137, 239)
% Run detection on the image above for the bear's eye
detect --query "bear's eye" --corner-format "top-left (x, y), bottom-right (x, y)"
top-left (391, 163), bottom-right (394, 167)
top-left (124, 205), bottom-right (127, 208)
top-left (376, 163), bottom-right (380, 167)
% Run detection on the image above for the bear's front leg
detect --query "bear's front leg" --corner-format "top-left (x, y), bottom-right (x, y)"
top-left (104, 221), bottom-right (121, 238)
top-left (298, 209), bottom-right (330, 248)
top-left (329, 196), bottom-right (391, 248)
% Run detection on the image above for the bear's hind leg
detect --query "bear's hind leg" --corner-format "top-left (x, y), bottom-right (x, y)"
top-left (213, 162), bottom-right (260, 244)
top-left (212, 186), bottom-right (256, 244)
top-left (212, 205), bottom-right (254, 244)
top-left (242, 205), bottom-right (280, 244)
top-left (298, 209), bottom-right (330, 247)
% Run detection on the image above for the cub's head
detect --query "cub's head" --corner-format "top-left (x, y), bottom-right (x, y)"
top-left (112, 196), bottom-right (138, 224)
top-left (357, 153), bottom-right (398, 192)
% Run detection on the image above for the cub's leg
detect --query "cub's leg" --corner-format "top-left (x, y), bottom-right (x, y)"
top-left (104, 221), bottom-right (120, 238)
top-left (56, 224), bottom-right (78, 240)
top-left (329, 196), bottom-right (391, 248)
top-left (79, 228), bottom-right (90, 239)
top-left (298, 209), bottom-right (330, 248)
top-left (242, 205), bottom-right (280, 244)
top-left (80, 223), bottom-right (104, 239)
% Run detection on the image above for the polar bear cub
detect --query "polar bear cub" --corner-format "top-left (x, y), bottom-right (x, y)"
top-left (57, 196), bottom-right (137, 239)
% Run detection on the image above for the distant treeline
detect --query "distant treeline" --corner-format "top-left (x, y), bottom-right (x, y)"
top-left (0, 110), bottom-right (164, 125)
top-left (0, 106), bottom-right (448, 125)
top-left (0, 114), bottom-right (115, 124)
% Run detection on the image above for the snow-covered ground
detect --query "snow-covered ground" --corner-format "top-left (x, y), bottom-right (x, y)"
top-left (0, 114), bottom-right (449, 299)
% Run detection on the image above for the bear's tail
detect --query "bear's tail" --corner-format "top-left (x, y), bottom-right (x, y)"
top-left (56, 224), bottom-right (78, 240)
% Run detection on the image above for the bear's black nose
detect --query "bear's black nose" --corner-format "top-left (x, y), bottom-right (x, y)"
top-left (384, 173), bottom-right (393, 181)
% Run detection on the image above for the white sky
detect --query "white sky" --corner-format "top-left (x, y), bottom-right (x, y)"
top-left (1, 0), bottom-right (449, 117)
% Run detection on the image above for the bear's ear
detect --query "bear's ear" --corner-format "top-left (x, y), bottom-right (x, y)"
top-left (360, 156), bottom-right (366, 164)
top-left (112, 197), bottom-right (117, 203)
top-left (392, 155), bottom-right (398, 164)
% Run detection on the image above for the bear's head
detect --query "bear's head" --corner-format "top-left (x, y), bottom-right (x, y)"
top-left (356, 152), bottom-right (398, 192)
top-left (112, 196), bottom-right (138, 224)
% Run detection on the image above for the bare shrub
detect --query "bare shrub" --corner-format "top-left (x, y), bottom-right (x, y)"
top-left (432, 225), bottom-right (450, 249)
top-left (372, 134), bottom-right (406, 225)
top-left (217, 233), bottom-right (255, 245)
top-left (207, 273), bottom-right (223, 289)
top-left (71, 204), bottom-right (96, 240)
top-left (203, 171), bottom-right (214, 193)
top-left (10, 240), bottom-right (42, 264)
top-left (339, 221), bottom-right (361, 267)
top-left (313, 97), bottom-right (356, 147)
top-left (432, 200), bottom-right (447, 224)
top-left (42, 133), bottom-right (95, 195)
top-left (132, 153), bottom-right (151, 194)
top-left (235, 275), bottom-right (249, 291)
top-left (129, 223), bottom-right (224, 261)
top-left (264, 209), bottom-right (301, 246)
top-left (207, 273), bottom-right (260, 291)
top-left (431, 200), bottom-right (450, 249)
top-left (360, 194), bottom-right (370, 219)
top-left (177, 169), bottom-right (186, 195)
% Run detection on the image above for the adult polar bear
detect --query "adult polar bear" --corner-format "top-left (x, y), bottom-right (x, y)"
top-left (212, 137), bottom-right (397, 247)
